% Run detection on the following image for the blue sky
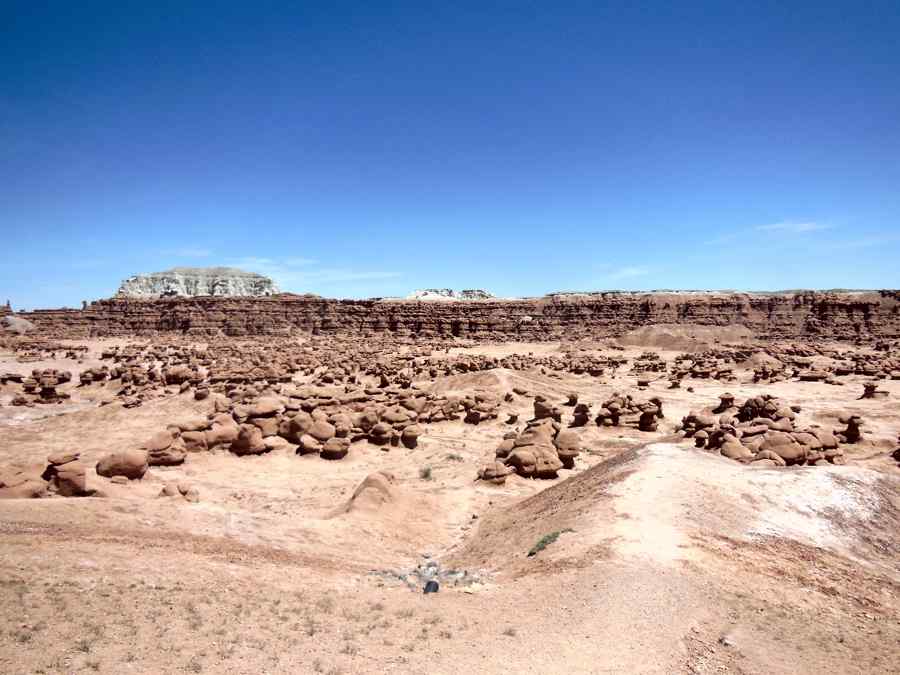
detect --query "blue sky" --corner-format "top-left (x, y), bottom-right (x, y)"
top-left (3, 1), bottom-right (899, 309)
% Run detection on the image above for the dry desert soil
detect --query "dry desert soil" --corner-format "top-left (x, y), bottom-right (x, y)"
top-left (1, 330), bottom-right (899, 674)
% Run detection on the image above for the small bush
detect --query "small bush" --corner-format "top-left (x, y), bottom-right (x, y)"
top-left (419, 466), bottom-right (433, 480)
top-left (527, 528), bottom-right (574, 557)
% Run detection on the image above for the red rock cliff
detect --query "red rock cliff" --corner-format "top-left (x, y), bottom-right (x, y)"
top-left (16, 291), bottom-right (900, 341)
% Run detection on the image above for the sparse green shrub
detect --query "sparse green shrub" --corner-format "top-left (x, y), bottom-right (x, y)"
top-left (527, 528), bottom-right (574, 557)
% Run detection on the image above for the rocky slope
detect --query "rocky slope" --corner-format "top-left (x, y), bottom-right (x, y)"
top-left (117, 267), bottom-right (279, 298)
top-left (16, 290), bottom-right (900, 340)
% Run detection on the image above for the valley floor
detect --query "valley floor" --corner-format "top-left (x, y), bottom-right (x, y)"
top-left (1, 338), bottom-right (899, 674)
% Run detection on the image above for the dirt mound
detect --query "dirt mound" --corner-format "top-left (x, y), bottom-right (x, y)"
top-left (451, 441), bottom-right (900, 573)
top-left (743, 350), bottom-right (784, 369)
top-left (1, 315), bottom-right (36, 335)
top-left (448, 446), bottom-right (641, 572)
top-left (338, 471), bottom-right (398, 513)
top-left (617, 323), bottom-right (754, 351)
top-left (429, 369), bottom-right (506, 395)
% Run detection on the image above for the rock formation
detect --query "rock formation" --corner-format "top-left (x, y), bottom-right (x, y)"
top-left (406, 289), bottom-right (494, 301)
top-left (117, 267), bottom-right (279, 298)
top-left (1, 315), bottom-right (36, 334)
top-left (15, 290), bottom-right (900, 340)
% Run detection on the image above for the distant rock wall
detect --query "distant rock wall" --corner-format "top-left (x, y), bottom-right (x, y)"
top-left (17, 291), bottom-right (900, 341)
top-left (117, 267), bottom-right (279, 298)
top-left (406, 289), bottom-right (495, 301)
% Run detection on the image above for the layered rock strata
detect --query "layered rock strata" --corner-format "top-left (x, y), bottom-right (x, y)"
top-left (16, 291), bottom-right (900, 341)
top-left (117, 267), bottom-right (279, 298)
top-left (405, 289), bottom-right (495, 301)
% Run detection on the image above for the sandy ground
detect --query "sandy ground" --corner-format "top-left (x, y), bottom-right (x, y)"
top-left (1, 337), bottom-right (899, 674)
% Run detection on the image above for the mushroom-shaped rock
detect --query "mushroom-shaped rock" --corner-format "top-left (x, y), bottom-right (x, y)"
top-left (750, 458), bottom-right (778, 468)
top-left (759, 432), bottom-right (807, 465)
top-left (554, 430), bottom-right (581, 469)
top-left (506, 444), bottom-right (563, 479)
top-left (46, 451), bottom-right (80, 466)
top-left (330, 413), bottom-right (352, 438)
top-left (571, 403), bottom-right (591, 427)
top-left (514, 418), bottom-right (557, 445)
top-left (753, 449), bottom-right (787, 466)
top-left (248, 396), bottom-right (284, 418)
top-left (401, 425), bottom-right (421, 449)
top-left (713, 393), bottom-right (736, 413)
top-left (96, 449), bottom-right (149, 480)
top-left (478, 462), bottom-right (513, 485)
top-left (836, 415), bottom-right (864, 444)
top-left (533, 397), bottom-right (554, 420)
top-left (369, 422), bottom-right (392, 445)
top-left (205, 422), bottom-right (239, 448)
top-left (285, 411), bottom-right (314, 441)
top-left (43, 455), bottom-right (89, 496)
top-left (638, 406), bottom-right (659, 432)
top-left (495, 438), bottom-right (516, 459)
top-left (309, 420), bottom-right (336, 443)
top-left (321, 437), bottom-right (350, 460)
top-left (163, 365), bottom-right (193, 385)
top-left (356, 410), bottom-right (380, 433)
top-left (230, 424), bottom-right (268, 456)
top-left (181, 431), bottom-right (208, 453)
top-left (810, 428), bottom-right (840, 450)
top-left (0, 471), bottom-right (48, 499)
top-left (173, 416), bottom-right (209, 433)
top-left (297, 434), bottom-right (322, 455)
top-left (791, 432), bottom-right (823, 451)
top-left (143, 430), bottom-right (187, 466)
top-left (720, 439), bottom-right (753, 461)
top-left (381, 406), bottom-right (411, 425)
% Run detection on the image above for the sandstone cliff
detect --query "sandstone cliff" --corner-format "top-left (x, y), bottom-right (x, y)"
top-left (405, 289), bottom-right (495, 301)
top-left (117, 267), bottom-right (279, 298)
top-left (17, 291), bottom-right (900, 341)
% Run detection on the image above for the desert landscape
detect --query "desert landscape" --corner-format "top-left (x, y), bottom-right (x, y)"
top-left (5, 3), bottom-right (900, 673)
top-left (1, 279), bottom-right (899, 674)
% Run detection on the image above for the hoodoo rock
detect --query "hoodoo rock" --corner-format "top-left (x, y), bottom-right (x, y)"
top-left (96, 450), bottom-right (149, 480)
top-left (117, 267), bottom-right (279, 298)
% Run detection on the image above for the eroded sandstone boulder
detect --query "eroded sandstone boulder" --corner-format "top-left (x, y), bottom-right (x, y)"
top-left (96, 450), bottom-right (149, 480)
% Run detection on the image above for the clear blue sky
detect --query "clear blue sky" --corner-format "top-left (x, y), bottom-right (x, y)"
top-left (3, 1), bottom-right (899, 309)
